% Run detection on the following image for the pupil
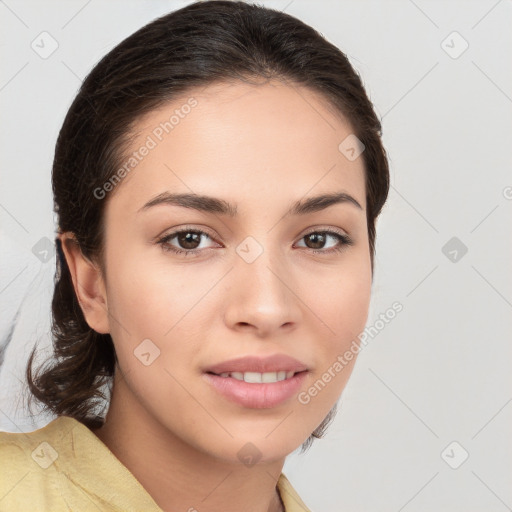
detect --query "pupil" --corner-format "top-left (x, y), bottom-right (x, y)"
top-left (307, 233), bottom-right (325, 249)
top-left (179, 232), bottom-right (200, 249)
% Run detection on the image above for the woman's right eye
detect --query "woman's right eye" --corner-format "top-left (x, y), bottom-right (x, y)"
top-left (157, 229), bottom-right (218, 256)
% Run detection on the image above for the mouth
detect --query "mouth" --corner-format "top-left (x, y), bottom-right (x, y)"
top-left (203, 356), bottom-right (309, 408)
top-left (206, 370), bottom-right (306, 383)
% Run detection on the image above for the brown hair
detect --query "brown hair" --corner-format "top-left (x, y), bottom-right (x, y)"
top-left (25, 0), bottom-right (389, 452)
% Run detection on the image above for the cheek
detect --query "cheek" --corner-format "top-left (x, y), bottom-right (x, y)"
top-left (104, 248), bottom-right (214, 373)
top-left (107, 269), bottom-right (169, 336)
top-left (306, 251), bottom-right (372, 346)
top-left (105, 243), bottom-right (191, 331)
top-left (299, 251), bottom-right (371, 407)
top-left (333, 268), bottom-right (372, 343)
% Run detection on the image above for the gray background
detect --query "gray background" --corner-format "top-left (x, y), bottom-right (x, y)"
top-left (1, 1), bottom-right (511, 511)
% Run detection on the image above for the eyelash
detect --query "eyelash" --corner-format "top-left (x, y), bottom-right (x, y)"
top-left (156, 226), bottom-right (353, 257)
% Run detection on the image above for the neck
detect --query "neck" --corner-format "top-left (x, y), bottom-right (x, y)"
top-left (92, 371), bottom-right (285, 512)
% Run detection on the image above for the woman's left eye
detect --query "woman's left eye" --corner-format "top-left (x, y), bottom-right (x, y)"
top-left (157, 228), bottom-right (353, 257)
top-left (295, 230), bottom-right (353, 254)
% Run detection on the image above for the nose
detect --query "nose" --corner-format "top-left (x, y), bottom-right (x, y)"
top-left (222, 244), bottom-right (302, 338)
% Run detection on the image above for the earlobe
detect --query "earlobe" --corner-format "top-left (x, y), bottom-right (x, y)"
top-left (58, 232), bottom-right (110, 334)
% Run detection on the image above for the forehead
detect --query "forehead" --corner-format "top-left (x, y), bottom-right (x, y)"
top-left (106, 79), bottom-right (366, 217)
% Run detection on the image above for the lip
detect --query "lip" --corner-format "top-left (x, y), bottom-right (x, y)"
top-left (204, 354), bottom-right (308, 374)
top-left (203, 371), bottom-right (308, 409)
top-left (203, 354), bottom-right (309, 409)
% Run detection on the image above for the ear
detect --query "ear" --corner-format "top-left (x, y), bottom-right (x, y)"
top-left (58, 232), bottom-right (110, 334)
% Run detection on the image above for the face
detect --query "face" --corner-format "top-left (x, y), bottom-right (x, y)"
top-left (89, 79), bottom-right (371, 462)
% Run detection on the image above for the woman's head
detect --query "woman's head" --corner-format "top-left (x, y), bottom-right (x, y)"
top-left (26, 0), bottom-right (389, 458)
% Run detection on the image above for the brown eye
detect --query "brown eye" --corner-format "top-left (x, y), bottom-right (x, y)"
top-left (304, 232), bottom-right (327, 249)
top-left (157, 229), bottom-right (217, 256)
top-left (296, 230), bottom-right (353, 254)
top-left (175, 231), bottom-right (202, 250)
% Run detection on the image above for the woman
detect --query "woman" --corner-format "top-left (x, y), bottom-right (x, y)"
top-left (0, 1), bottom-right (389, 510)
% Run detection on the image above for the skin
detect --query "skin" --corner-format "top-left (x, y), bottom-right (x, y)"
top-left (60, 79), bottom-right (372, 512)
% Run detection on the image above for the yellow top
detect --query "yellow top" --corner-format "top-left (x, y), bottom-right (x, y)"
top-left (0, 415), bottom-right (311, 511)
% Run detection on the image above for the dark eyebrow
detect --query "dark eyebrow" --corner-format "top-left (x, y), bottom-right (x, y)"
top-left (290, 192), bottom-right (363, 215)
top-left (138, 192), bottom-right (238, 216)
top-left (138, 191), bottom-right (363, 216)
